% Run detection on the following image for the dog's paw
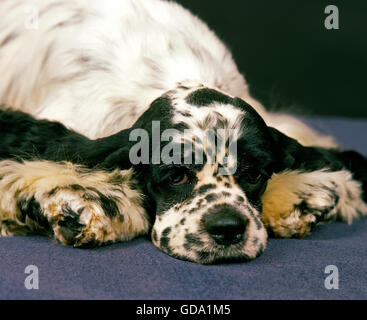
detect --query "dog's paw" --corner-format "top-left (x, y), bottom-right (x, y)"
top-left (261, 189), bottom-right (337, 238)
top-left (261, 169), bottom-right (367, 238)
top-left (23, 172), bottom-right (150, 247)
top-left (0, 160), bottom-right (150, 244)
top-left (26, 187), bottom-right (117, 247)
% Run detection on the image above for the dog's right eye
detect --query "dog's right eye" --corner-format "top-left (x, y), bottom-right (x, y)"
top-left (168, 171), bottom-right (189, 186)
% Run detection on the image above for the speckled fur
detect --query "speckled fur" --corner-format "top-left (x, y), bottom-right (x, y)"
top-left (0, 0), bottom-right (365, 264)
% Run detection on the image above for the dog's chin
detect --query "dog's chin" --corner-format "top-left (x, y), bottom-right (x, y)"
top-left (194, 245), bottom-right (266, 265)
top-left (154, 240), bottom-right (266, 265)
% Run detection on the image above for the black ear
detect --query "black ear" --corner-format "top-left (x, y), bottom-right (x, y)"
top-left (268, 126), bottom-right (367, 174)
top-left (268, 127), bottom-right (302, 171)
top-left (100, 147), bottom-right (132, 170)
top-left (267, 126), bottom-right (343, 173)
top-left (268, 127), bottom-right (367, 201)
top-left (85, 128), bottom-right (135, 170)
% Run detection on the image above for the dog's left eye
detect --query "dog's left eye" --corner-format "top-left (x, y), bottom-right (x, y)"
top-left (168, 171), bottom-right (189, 185)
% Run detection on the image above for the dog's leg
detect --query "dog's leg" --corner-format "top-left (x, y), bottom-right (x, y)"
top-left (261, 169), bottom-right (367, 237)
top-left (0, 160), bottom-right (149, 246)
top-left (263, 128), bottom-right (367, 238)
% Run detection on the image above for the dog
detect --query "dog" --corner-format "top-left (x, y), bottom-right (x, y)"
top-left (0, 0), bottom-right (366, 264)
top-left (1, 84), bottom-right (366, 264)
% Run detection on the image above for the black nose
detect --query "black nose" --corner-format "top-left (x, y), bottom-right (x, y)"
top-left (203, 205), bottom-right (248, 246)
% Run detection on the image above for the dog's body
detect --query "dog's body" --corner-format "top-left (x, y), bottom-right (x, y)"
top-left (0, 0), bottom-right (366, 264)
top-left (0, 0), bottom-right (336, 146)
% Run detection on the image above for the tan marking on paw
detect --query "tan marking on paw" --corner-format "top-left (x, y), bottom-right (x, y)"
top-left (261, 169), bottom-right (367, 238)
top-left (0, 160), bottom-right (150, 245)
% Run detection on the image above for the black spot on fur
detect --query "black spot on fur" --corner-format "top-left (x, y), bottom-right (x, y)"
top-left (295, 200), bottom-right (312, 215)
top-left (160, 236), bottom-right (172, 254)
top-left (84, 188), bottom-right (120, 219)
top-left (162, 227), bottom-right (172, 237)
top-left (188, 208), bottom-right (197, 214)
top-left (180, 218), bottom-right (186, 225)
top-left (222, 191), bottom-right (231, 197)
top-left (57, 205), bottom-right (85, 246)
top-left (186, 88), bottom-right (233, 107)
top-left (173, 121), bottom-right (189, 132)
top-left (205, 193), bottom-right (218, 202)
top-left (69, 184), bottom-right (84, 191)
top-left (295, 191), bottom-right (339, 223)
top-left (18, 197), bottom-right (50, 230)
top-left (237, 196), bottom-right (245, 203)
top-left (48, 187), bottom-right (60, 196)
top-left (99, 194), bottom-right (121, 219)
top-left (197, 184), bottom-right (216, 195)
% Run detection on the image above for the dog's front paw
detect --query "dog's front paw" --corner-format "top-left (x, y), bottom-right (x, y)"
top-left (27, 171), bottom-right (149, 247)
top-left (18, 184), bottom-right (127, 247)
top-left (0, 160), bottom-right (149, 244)
top-left (261, 170), bottom-right (341, 238)
top-left (40, 187), bottom-right (118, 247)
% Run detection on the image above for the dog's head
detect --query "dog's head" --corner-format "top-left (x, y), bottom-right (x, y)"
top-left (103, 84), bottom-right (292, 264)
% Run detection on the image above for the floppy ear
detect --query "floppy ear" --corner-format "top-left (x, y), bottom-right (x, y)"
top-left (267, 127), bottom-right (345, 173)
top-left (268, 127), bottom-right (367, 197)
top-left (100, 147), bottom-right (132, 170)
top-left (86, 128), bottom-right (134, 170)
top-left (267, 127), bottom-right (302, 171)
top-left (98, 127), bottom-right (151, 173)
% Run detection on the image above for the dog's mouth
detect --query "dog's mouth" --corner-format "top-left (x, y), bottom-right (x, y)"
top-left (190, 241), bottom-right (265, 265)
top-left (152, 230), bottom-right (267, 264)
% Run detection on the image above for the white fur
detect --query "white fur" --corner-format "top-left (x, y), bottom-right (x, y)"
top-left (0, 0), bottom-right (336, 147)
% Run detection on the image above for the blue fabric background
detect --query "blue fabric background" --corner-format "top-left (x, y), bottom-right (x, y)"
top-left (0, 117), bottom-right (366, 300)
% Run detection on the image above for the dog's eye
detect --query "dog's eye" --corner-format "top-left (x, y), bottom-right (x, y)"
top-left (168, 171), bottom-right (189, 185)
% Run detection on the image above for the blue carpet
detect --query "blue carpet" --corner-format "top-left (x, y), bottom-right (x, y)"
top-left (0, 116), bottom-right (366, 299)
